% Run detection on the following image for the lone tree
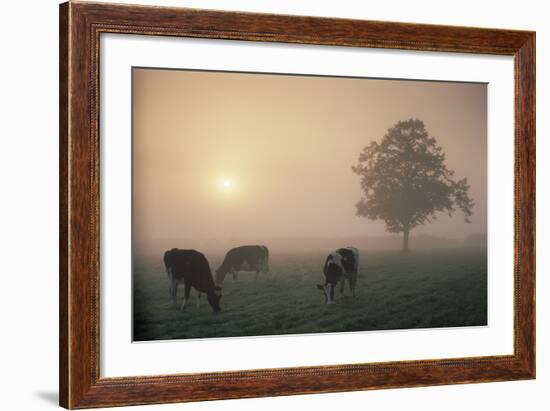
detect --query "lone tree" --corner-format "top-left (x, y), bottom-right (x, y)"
top-left (352, 118), bottom-right (474, 252)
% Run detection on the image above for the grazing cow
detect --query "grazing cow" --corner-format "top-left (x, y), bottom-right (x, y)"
top-left (316, 247), bottom-right (359, 304)
top-left (164, 249), bottom-right (222, 312)
top-left (215, 245), bottom-right (270, 284)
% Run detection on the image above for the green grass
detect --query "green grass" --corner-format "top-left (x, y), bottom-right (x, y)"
top-left (133, 247), bottom-right (487, 341)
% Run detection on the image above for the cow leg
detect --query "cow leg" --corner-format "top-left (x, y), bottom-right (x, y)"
top-left (350, 273), bottom-right (356, 297)
top-left (328, 284), bottom-right (335, 304)
top-left (196, 292), bottom-right (201, 308)
top-left (340, 278), bottom-right (345, 296)
top-left (232, 271), bottom-right (238, 281)
top-left (181, 282), bottom-right (191, 310)
top-left (167, 269), bottom-right (173, 297)
top-left (171, 279), bottom-right (178, 307)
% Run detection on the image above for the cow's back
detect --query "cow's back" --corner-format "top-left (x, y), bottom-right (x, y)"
top-left (226, 245), bottom-right (267, 265)
top-left (228, 245), bottom-right (263, 256)
top-left (171, 249), bottom-right (211, 280)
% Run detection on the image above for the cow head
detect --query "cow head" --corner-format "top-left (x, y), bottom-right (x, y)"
top-left (317, 283), bottom-right (336, 304)
top-left (317, 284), bottom-right (328, 304)
top-left (207, 286), bottom-right (223, 312)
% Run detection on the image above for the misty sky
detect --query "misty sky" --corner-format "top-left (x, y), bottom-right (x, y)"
top-left (133, 68), bottom-right (487, 248)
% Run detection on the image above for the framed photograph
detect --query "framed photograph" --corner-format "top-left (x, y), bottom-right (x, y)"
top-left (59, 1), bottom-right (535, 409)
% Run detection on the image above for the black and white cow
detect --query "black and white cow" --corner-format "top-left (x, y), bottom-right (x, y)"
top-left (316, 247), bottom-right (359, 304)
top-left (215, 245), bottom-right (269, 284)
top-left (163, 248), bottom-right (222, 312)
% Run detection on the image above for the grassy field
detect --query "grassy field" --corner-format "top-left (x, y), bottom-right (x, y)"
top-left (133, 247), bottom-right (487, 341)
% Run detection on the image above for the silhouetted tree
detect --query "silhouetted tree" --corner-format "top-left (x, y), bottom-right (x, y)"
top-left (352, 119), bottom-right (474, 252)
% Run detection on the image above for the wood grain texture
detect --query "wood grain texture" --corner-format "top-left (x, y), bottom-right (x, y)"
top-left (514, 34), bottom-right (536, 376)
top-left (59, 1), bottom-right (536, 408)
top-left (59, 2), bottom-right (69, 407)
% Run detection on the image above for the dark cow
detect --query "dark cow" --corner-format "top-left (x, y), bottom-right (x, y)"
top-left (316, 247), bottom-right (359, 304)
top-left (164, 249), bottom-right (222, 312)
top-left (215, 245), bottom-right (269, 284)
top-left (164, 248), bottom-right (200, 306)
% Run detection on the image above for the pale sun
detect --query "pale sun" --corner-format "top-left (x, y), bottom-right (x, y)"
top-left (219, 177), bottom-right (234, 192)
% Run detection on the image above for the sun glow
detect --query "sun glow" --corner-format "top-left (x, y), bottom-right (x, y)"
top-left (219, 177), bottom-right (234, 192)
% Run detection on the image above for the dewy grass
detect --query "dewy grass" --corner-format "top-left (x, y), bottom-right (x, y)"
top-left (133, 247), bottom-right (487, 341)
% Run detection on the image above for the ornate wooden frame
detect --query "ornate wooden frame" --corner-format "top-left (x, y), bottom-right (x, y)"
top-left (59, 1), bottom-right (535, 408)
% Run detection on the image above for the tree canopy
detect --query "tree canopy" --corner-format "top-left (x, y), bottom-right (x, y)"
top-left (351, 118), bottom-right (474, 251)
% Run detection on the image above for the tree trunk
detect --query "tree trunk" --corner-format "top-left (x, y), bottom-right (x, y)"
top-left (402, 228), bottom-right (410, 252)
